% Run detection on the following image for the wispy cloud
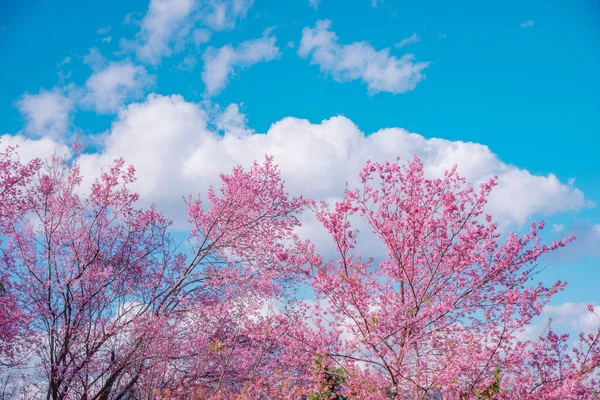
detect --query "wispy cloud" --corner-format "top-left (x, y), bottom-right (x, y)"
top-left (83, 48), bottom-right (107, 71)
top-left (202, 33), bottom-right (280, 95)
top-left (57, 56), bottom-right (71, 67)
top-left (124, 0), bottom-right (253, 65)
top-left (127, 0), bottom-right (196, 64)
top-left (192, 29), bottom-right (211, 47)
top-left (395, 33), bottom-right (420, 48)
top-left (173, 55), bottom-right (197, 72)
top-left (520, 20), bottom-right (535, 28)
top-left (203, 0), bottom-right (254, 31)
top-left (299, 20), bottom-right (429, 95)
top-left (96, 26), bottom-right (111, 35)
top-left (309, 0), bottom-right (321, 10)
top-left (552, 224), bottom-right (565, 233)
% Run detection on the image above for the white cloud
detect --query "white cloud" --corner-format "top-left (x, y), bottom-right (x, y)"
top-left (520, 20), bottom-right (535, 28)
top-left (544, 302), bottom-right (600, 334)
top-left (0, 134), bottom-right (70, 163)
top-left (83, 48), bottom-right (107, 71)
top-left (128, 0), bottom-right (253, 64)
top-left (131, 0), bottom-right (196, 63)
top-left (192, 28), bottom-right (211, 47)
top-left (202, 0), bottom-right (254, 31)
top-left (214, 103), bottom-right (254, 136)
top-left (515, 302), bottom-right (599, 343)
top-left (101, 36), bottom-right (112, 44)
top-left (82, 62), bottom-right (154, 113)
top-left (201, 34), bottom-right (280, 95)
top-left (308, 0), bottom-right (320, 10)
top-left (395, 33), bottom-right (420, 48)
top-left (487, 169), bottom-right (591, 226)
top-left (174, 55), bottom-right (197, 71)
top-left (75, 95), bottom-right (590, 230)
top-left (77, 94), bottom-right (212, 219)
top-left (16, 88), bottom-right (75, 138)
top-left (371, 0), bottom-right (383, 7)
top-left (8, 94), bottom-right (591, 233)
top-left (298, 20), bottom-right (429, 95)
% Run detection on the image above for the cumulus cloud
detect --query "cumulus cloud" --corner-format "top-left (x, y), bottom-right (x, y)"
top-left (82, 61), bottom-right (154, 113)
top-left (214, 103), bottom-right (254, 136)
top-left (127, 0), bottom-right (253, 64)
top-left (192, 118), bottom-right (587, 227)
top-left (0, 134), bottom-right (70, 162)
top-left (78, 94), bottom-right (212, 215)
top-left (395, 33), bottom-right (420, 48)
top-left (308, 0), bottom-right (320, 10)
top-left (201, 34), bottom-right (280, 95)
top-left (68, 95), bottom-right (589, 229)
top-left (6, 94), bottom-right (591, 233)
top-left (487, 169), bottom-right (591, 226)
top-left (520, 20), bottom-right (535, 28)
top-left (298, 20), bottom-right (429, 94)
top-left (16, 88), bottom-right (75, 138)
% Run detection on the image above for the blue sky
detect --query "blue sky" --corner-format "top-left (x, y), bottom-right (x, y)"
top-left (1, 0), bottom-right (599, 335)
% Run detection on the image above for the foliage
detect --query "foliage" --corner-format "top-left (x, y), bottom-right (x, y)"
top-left (306, 355), bottom-right (346, 400)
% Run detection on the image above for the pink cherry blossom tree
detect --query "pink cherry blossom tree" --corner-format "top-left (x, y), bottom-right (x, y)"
top-left (0, 146), bottom-right (40, 368)
top-left (1, 145), bottom-right (598, 399)
top-left (294, 156), bottom-right (599, 399)
top-left (0, 150), bottom-right (313, 399)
